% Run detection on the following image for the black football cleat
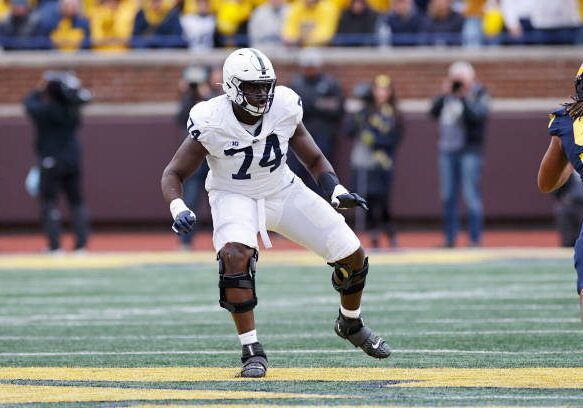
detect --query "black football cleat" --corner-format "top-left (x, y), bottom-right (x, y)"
top-left (334, 311), bottom-right (391, 359)
top-left (240, 342), bottom-right (268, 378)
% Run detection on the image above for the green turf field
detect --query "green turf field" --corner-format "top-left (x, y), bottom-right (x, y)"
top-left (0, 248), bottom-right (582, 407)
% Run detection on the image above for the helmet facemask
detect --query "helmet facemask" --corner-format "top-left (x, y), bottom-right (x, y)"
top-left (228, 77), bottom-right (276, 116)
top-left (574, 63), bottom-right (583, 102)
top-left (575, 75), bottom-right (583, 102)
top-left (222, 48), bottom-right (277, 117)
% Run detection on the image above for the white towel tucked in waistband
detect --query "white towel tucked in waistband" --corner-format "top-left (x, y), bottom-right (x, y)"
top-left (256, 198), bottom-right (272, 248)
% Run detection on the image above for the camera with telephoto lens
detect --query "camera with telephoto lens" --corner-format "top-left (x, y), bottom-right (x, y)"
top-left (451, 80), bottom-right (464, 93)
top-left (43, 71), bottom-right (92, 105)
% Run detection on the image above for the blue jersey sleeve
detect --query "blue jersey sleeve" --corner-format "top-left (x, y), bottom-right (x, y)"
top-left (548, 107), bottom-right (570, 137)
top-left (548, 113), bottom-right (562, 137)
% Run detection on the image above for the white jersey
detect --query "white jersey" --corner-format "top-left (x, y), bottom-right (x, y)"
top-left (187, 85), bottom-right (303, 198)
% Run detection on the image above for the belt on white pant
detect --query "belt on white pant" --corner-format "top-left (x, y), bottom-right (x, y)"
top-left (256, 198), bottom-right (272, 249)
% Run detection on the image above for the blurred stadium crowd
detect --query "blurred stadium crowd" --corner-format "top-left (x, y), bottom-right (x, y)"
top-left (1, 0), bottom-right (583, 51)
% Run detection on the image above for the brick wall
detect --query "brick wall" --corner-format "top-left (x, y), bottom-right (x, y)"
top-left (0, 48), bottom-right (579, 105)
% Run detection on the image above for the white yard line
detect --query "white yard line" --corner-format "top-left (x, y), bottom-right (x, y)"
top-left (1, 308), bottom-right (577, 325)
top-left (0, 329), bottom-right (580, 342)
top-left (0, 302), bottom-right (572, 315)
top-left (365, 291), bottom-right (573, 301)
top-left (425, 395), bottom-right (583, 401)
top-left (0, 320), bottom-right (228, 327)
top-left (0, 295), bottom-right (206, 305)
top-left (419, 318), bottom-right (580, 323)
top-left (0, 349), bottom-right (578, 357)
top-left (0, 289), bottom-right (574, 307)
top-left (1, 315), bottom-right (580, 327)
top-left (0, 305), bottom-right (224, 324)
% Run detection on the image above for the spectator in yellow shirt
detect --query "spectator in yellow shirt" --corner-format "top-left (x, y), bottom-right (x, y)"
top-left (90, 0), bottom-right (137, 51)
top-left (0, 0), bottom-right (10, 19)
top-left (215, 0), bottom-right (252, 46)
top-left (179, 0), bottom-right (219, 14)
top-left (39, 0), bottom-right (91, 50)
top-left (131, 0), bottom-right (184, 48)
top-left (367, 0), bottom-right (389, 13)
top-left (332, 0), bottom-right (390, 13)
top-left (282, 0), bottom-right (339, 46)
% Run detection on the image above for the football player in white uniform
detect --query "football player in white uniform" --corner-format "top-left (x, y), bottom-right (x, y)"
top-left (161, 48), bottom-right (390, 378)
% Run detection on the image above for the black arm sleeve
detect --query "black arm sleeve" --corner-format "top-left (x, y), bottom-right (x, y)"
top-left (317, 171), bottom-right (339, 200)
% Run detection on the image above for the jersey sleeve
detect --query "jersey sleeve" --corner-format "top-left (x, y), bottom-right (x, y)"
top-left (291, 89), bottom-right (304, 126)
top-left (275, 86), bottom-right (303, 129)
top-left (186, 100), bottom-right (214, 149)
top-left (548, 108), bottom-right (566, 137)
top-left (548, 113), bottom-right (560, 137)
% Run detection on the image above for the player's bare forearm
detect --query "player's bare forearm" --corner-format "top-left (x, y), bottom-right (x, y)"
top-left (538, 136), bottom-right (572, 193)
top-left (556, 164), bottom-right (574, 189)
top-left (161, 168), bottom-right (184, 204)
top-left (289, 122), bottom-right (335, 180)
top-left (302, 152), bottom-right (334, 180)
top-left (291, 122), bottom-right (368, 209)
top-left (539, 163), bottom-right (573, 193)
top-left (161, 137), bottom-right (208, 204)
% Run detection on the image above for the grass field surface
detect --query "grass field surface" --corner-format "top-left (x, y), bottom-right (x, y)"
top-left (0, 248), bottom-right (581, 406)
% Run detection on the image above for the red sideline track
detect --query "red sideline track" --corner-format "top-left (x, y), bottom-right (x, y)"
top-left (0, 229), bottom-right (561, 253)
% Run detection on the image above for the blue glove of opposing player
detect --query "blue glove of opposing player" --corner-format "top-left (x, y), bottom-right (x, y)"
top-left (331, 185), bottom-right (369, 211)
top-left (172, 210), bottom-right (197, 235)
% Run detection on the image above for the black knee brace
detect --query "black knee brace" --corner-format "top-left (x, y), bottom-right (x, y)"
top-left (329, 257), bottom-right (369, 295)
top-left (218, 249), bottom-right (258, 313)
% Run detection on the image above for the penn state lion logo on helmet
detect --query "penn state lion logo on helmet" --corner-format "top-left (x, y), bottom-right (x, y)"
top-left (222, 48), bottom-right (277, 116)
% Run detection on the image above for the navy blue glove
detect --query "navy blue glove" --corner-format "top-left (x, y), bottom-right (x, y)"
top-left (172, 210), bottom-right (197, 235)
top-left (331, 185), bottom-right (369, 211)
top-left (334, 192), bottom-right (369, 211)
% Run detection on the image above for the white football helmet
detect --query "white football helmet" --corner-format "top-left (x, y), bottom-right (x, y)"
top-left (222, 48), bottom-right (277, 116)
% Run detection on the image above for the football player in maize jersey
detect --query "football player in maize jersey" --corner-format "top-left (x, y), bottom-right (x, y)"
top-left (161, 48), bottom-right (391, 377)
top-left (538, 62), bottom-right (583, 325)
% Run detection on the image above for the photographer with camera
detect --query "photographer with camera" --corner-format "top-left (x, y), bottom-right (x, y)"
top-left (23, 70), bottom-right (92, 253)
top-left (429, 61), bottom-right (490, 248)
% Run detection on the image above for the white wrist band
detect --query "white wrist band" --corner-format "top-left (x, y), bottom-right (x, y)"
top-left (332, 184), bottom-right (349, 198)
top-left (170, 198), bottom-right (190, 220)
